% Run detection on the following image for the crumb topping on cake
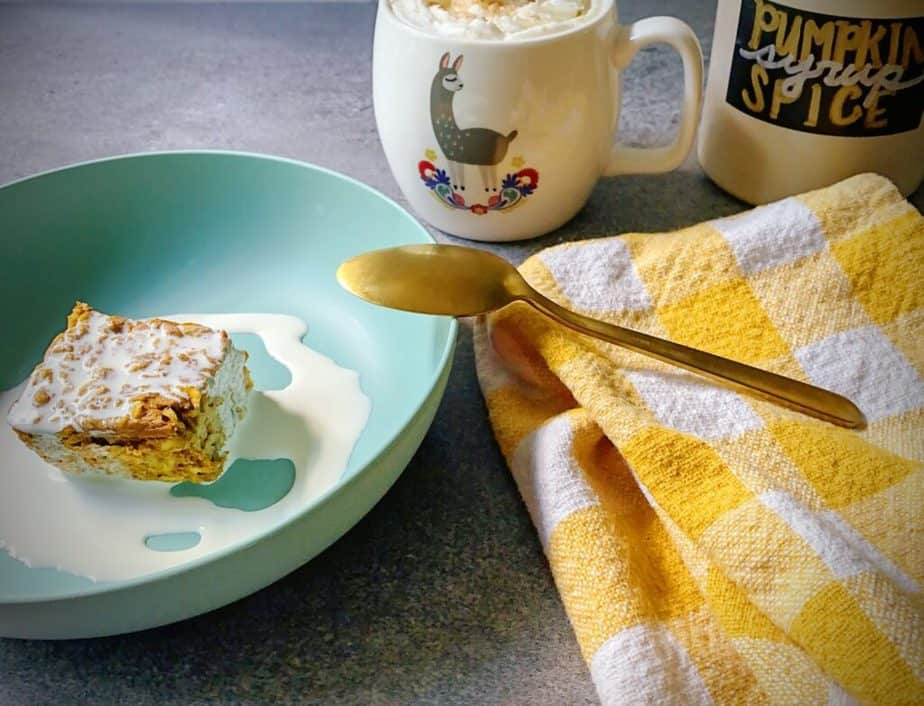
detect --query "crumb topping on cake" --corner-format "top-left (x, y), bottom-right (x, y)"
top-left (8, 302), bottom-right (230, 438)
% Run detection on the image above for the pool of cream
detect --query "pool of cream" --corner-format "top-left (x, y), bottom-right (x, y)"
top-left (0, 313), bottom-right (370, 582)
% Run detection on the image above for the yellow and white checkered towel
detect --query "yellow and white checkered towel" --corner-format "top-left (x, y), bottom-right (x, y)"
top-left (474, 174), bottom-right (923, 705)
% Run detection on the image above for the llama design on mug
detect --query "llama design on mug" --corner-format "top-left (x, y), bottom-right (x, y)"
top-left (418, 52), bottom-right (540, 215)
top-left (431, 53), bottom-right (517, 191)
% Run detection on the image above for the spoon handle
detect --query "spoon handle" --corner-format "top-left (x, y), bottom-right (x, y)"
top-left (525, 291), bottom-right (866, 429)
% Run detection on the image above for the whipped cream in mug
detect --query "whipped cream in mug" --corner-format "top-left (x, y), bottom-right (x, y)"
top-left (389, 0), bottom-right (590, 40)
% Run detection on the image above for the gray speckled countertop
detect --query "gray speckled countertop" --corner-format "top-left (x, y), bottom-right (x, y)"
top-left (0, 2), bottom-right (920, 704)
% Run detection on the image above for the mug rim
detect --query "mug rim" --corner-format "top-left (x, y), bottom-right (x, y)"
top-left (376, 0), bottom-right (615, 46)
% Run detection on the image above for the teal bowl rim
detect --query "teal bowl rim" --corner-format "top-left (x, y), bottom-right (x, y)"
top-left (0, 149), bottom-right (459, 605)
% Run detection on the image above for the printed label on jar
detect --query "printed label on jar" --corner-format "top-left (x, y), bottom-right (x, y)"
top-left (726, 0), bottom-right (924, 136)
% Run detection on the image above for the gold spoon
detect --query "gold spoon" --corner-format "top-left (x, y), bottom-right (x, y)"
top-left (337, 244), bottom-right (866, 429)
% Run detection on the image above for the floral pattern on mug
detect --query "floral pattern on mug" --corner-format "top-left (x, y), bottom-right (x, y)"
top-left (418, 155), bottom-right (539, 215)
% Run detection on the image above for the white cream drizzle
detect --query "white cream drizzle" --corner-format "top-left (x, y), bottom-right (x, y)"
top-left (8, 309), bottom-right (227, 434)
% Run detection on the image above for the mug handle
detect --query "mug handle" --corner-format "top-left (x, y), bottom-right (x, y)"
top-left (605, 16), bottom-right (703, 176)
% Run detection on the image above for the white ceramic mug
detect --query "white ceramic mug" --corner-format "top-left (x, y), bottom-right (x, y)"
top-left (373, 0), bottom-right (703, 242)
top-left (699, 0), bottom-right (924, 204)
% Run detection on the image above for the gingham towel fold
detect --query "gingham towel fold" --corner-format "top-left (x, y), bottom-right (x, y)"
top-left (473, 174), bottom-right (923, 705)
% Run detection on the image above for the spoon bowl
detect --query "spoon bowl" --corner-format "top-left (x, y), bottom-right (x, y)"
top-left (338, 244), bottom-right (523, 316)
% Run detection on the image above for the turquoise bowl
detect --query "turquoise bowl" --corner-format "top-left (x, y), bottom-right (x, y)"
top-left (0, 152), bottom-right (457, 639)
